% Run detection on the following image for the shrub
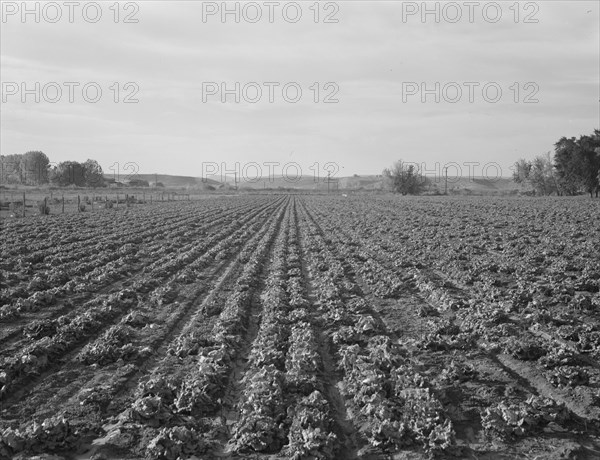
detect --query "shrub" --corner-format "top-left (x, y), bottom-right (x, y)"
top-left (79, 204), bottom-right (86, 212)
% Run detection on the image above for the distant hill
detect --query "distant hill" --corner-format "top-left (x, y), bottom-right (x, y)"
top-left (206, 174), bottom-right (385, 191)
top-left (104, 174), bottom-right (221, 189)
top-left (431, 176), bottom-right (518, 195)
top-left (206, 175), bottom-right (340, 191)
top-left (212, 174), bottom-right (518, 194)
top-left (103, 172), bottom-right (520, 194)
top-left (337, 176), bottom-right (384, 190)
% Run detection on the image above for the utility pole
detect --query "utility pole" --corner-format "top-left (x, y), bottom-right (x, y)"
top-left (444, 167), bottom-right (448, 195)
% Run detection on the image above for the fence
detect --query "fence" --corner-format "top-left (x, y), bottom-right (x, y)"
top-left (0, 191), bottom-right (192, 218)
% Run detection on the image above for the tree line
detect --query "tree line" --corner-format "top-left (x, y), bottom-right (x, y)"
top-left (0, 152), bottom-right (106, 187)
top-left (512, 130), bottom-right (600, 197)
top-left (383, 130), bottom-right (600, 197)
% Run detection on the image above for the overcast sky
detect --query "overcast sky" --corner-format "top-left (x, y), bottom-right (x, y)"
top-left (1, 1), bottom-right (599, 180)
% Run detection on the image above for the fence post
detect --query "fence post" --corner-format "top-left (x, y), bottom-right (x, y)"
top-left (91, 195), bottom-right (94, 211)
top-left (116, 194), bottom-right (119, 208)
top-left (150, 194), bottom-right (152, 204)
top-left (62, 195), bottom-right (65, 213)
top-left (23, 192), bottom-right (26, 217)
top-left (78, 195), bottom-right (81, 212)
top-left (44, 197), bottom-right (47, 215)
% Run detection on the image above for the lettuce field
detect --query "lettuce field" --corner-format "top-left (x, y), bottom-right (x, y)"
top-left (1, 195), bottom-right (600, 459)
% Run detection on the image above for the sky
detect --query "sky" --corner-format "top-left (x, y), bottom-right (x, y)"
top-left (1, 1), bottom-right (599, 182)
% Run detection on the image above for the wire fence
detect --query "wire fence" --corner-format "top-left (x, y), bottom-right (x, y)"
top-left (0, 191), bottom-right (193, 218)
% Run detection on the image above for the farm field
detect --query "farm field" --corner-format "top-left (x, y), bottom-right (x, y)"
top-left (1, 194), bottom-right (600, 460)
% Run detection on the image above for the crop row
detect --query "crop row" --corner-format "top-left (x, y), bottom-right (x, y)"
top-left (0, 198), bottom-right (282, 401)
top-left (296, 200), bottom-right (455, 455)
